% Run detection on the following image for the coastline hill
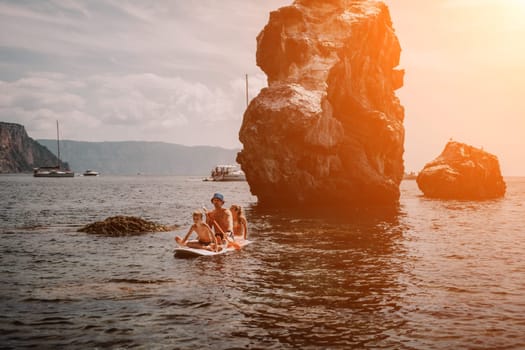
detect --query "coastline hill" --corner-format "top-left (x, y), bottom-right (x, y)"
top-left (36, 139), bottom-right (239, 175)
top-left (0, 122), bottom-right (68, 173)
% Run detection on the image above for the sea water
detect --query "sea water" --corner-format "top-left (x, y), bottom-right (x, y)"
top-left (0, 175), bottom-right (524, 349)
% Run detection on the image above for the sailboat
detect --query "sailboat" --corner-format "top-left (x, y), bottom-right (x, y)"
top-left (33, 121), bottom-right (75, 178)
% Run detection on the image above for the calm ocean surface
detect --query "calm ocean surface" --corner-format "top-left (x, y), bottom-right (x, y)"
top-left (0, 175), bottom-right (524, 349)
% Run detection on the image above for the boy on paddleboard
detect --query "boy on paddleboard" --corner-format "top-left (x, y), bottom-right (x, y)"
top-left (175, 210), bottom-right (219, 251)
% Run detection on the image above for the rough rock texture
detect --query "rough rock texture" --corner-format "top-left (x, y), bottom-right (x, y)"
top-left (237, 0), bottom-right (405, 206)
top-left (0, 122), bottom-right (68, 173)
top-left (417, 141), bottom-right (506, 199)
top-left (78, 216), bottom-right (175, 236)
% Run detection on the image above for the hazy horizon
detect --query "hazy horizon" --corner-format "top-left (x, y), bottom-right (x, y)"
top-left (1, 1), bottom-right (524, 175)
top-left (36, 137), bottom-right (242, 151)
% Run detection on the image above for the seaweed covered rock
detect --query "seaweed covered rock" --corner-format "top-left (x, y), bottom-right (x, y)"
top-left (237, 0), bottom-right (405, 206)
top-left (417, 141), bottom-right (506, 200)
top-left (78, 216), bottom-right (174, 236)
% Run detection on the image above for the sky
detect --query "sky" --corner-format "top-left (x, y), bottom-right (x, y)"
top-left (1, 1), bottom-right (524, 175)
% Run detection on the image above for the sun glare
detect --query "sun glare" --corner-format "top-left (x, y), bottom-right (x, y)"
top-left (506, 0), bottom-right (525, 13)
top-left (509, 0), bottom-right (525, 6)
top-left (503, 0), bottom-right (525, 30)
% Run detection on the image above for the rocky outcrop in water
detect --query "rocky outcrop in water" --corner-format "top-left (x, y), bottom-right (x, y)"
top-left (237, 0), bottom-right (405, 206)
top-left (416, 141), bottom-right (506, 199)
top-left (78, 216), bottom-right (175, 236)
top-left (0, 122), bottom-right (68, 173)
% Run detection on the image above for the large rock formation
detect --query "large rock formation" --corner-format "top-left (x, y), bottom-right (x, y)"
top-left (417, 141), bottom-right (506, 199)
top-left (237, 0), bottom-right (405, 206)
top-left (0, 122), bottom-right (69, 173)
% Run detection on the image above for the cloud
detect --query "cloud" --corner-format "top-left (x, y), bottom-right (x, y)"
top-left (0, 70), bottom-right (261, 146)
top-left (0, 1), bottom-right (296, 147)
top-left (0, 0), bottom-right (291, 79)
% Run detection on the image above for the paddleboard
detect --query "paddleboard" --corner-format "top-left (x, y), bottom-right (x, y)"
top-left (174, 239), bottom-right (252, 258)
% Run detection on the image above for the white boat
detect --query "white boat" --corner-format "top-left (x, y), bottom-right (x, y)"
top-left (83, 169), bottom-right (99, 176)
top-left (33, 121), bottom-right (74, 178)
top-left (206, 164), bottom-right (246, 182)
top-left (33, 166), bottom-right (74, 178)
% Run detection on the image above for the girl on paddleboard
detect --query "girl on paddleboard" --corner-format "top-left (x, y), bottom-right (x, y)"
top-left (230, 204), bottom-right (248, 240)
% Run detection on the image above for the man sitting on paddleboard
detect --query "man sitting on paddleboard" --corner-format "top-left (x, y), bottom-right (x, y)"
top-left (175, 210), bottom-right (219, 251)
top-left (204, 193), bottom-right (234, 244)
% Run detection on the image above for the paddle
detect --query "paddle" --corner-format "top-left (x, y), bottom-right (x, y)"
top-left (215, 220), bottom-right (241, 250)
top-left (203, 206), bottom-right (241, 250)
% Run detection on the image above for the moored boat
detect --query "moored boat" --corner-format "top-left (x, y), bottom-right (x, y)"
top-left (206, 164), bottom-right (246, 182)
top-left (33, 166), bottom-right (74, 178)
top-left (33, 120), bottom-right (74, 178)
top-left (83, 169), bottom-right (99, 176)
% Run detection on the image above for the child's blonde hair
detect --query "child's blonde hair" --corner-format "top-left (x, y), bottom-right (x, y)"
top-left (192, 210), bottom-right (203, 219)
top-left (230, 205), bottom-right (244, 217)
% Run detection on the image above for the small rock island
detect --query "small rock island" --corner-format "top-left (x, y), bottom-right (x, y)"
top-left (417, 141), bottom-right (506, 200)
top-left (237, 0), bottom-right (405, 206)
top-left (78, 216), bottom-right (174, 236)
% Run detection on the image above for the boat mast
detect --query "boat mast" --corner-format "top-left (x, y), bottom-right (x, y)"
top-left (245, 74), bottom-right (249, 108)
top-left (56, 120), bottom-right (60, 168)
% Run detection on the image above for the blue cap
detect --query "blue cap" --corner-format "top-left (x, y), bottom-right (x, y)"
top-left (211, 192), bottom-right (224, 203)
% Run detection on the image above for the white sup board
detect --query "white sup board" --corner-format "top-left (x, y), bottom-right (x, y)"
top-left (174, 240), bottom-right (252, 258)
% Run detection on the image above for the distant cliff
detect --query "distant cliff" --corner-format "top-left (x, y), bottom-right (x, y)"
top-left (37, 140), bottom-right (240, 175)
top-left (0, 122), bottom-right (65, 173)
top-left (238, 0), bottom-right (405, 206)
